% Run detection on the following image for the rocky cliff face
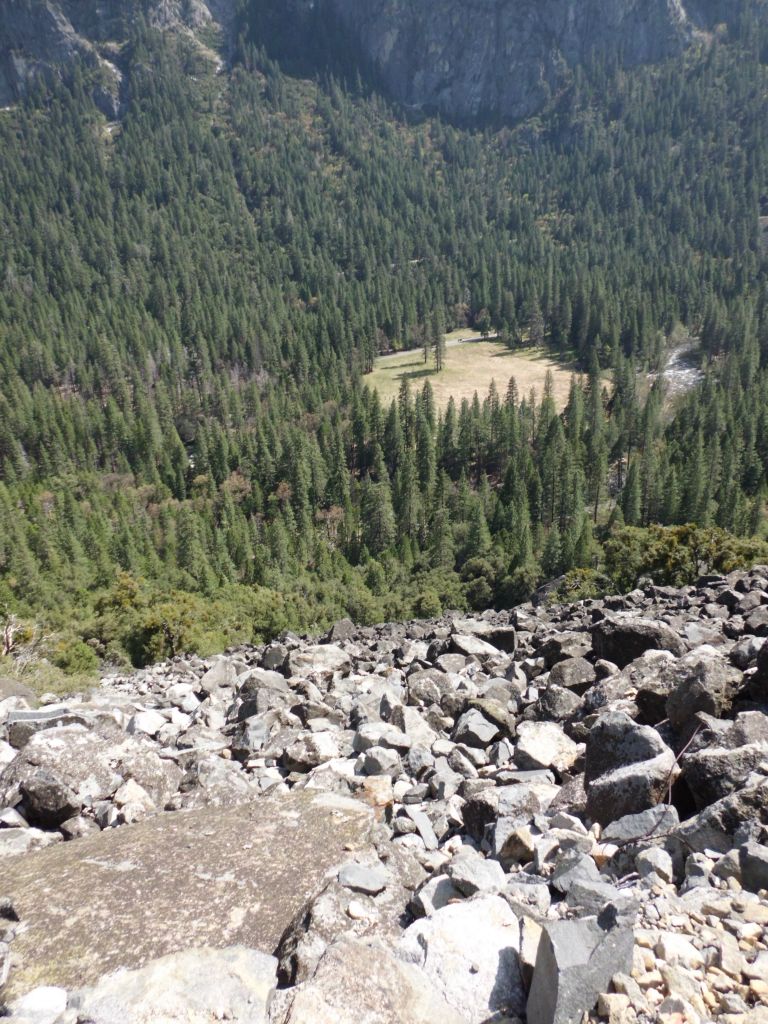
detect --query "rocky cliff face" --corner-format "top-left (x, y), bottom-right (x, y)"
top-left (0, 0), bottom-right (236, 115)
top-left (0, 0), bottom-right (755, 121)
top-left (324, 0), bottom-right (746, 122)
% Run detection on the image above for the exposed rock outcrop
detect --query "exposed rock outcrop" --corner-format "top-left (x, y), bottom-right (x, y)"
top-left (0, 0), bottom-right (237, 114)
top-left (323, 0), bottom-right (752, 123)
top-left (1, 0), bottom-right (759, 123)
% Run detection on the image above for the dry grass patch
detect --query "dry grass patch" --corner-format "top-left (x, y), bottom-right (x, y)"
top-left (367, 339), bottom-right (575, 411)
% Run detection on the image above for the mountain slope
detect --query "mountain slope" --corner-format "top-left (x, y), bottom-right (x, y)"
top-left (255, 0), bottom-right (761, 122)
top-left (2, 0), bottom-right (763, 121)
top-left (0, 0), bottom-right (234, 113)
top-left (0, 7), bottom-right (767, 670)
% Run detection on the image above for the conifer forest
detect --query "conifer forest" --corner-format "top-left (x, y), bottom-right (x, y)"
top-left (1, 4), bottom-right (768, 677)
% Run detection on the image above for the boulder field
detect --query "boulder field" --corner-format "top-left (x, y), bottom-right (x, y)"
top-left (2, 567), bottom-right (768, 1023)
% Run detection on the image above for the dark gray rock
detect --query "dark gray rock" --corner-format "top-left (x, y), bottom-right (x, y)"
top-left (666, 647), bottom-right (743, 739)
top-left (538, 633), bottom-right (591, 669)
top-left (747, 639), bottom-right (768, 699)
top-left (739, 841), bottom-right (768, 894)
top-left (565, 879), bottom-right (638, 918)
top-left (536, 685), bottom-right (583, 722)
top-left (730, 635), bottom-right (764, 670)
top-left (19, 769), bottom-right (80, 828)
top-left (683, 742), bottom-right (768, 810)
top-left (464, 698), bottom-right (516, 738)
top-left (548, 658), bottom-right (596, 693)
top-left (447, 851), bottom-right (506, 896)
top-left (230, 716), bottom-right (270, 762)
top-left (550, 850), bottom-right (601, 895)
top-left (674, 777), bottom-right (768, 853)
top-left (616, 649), bottom-right (678, 724)
top-left (601, 804), bottom-right (679, 845)
top-left (527, 917), bottom-right (635, 1024)
top-left (485, 625), bottom-right (518, 654)
top-left (324, 618), bottom-right (357, 643)
top-left (453, 708), bottom-right (499, 748)
top-left (591, 615), bottom-right (685, 668)
top-left (261, 642), bottom-right (288, 671)
top-left (584, 711), bottom-right (679, 826)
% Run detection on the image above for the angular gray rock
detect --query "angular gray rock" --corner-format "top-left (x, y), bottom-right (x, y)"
top-left (398, 895), bottom-right (525, 1023)
top-left (739, 841), bottom-right (768, 894)
top-left (453, 708), bottom-right (499, 748)
top-left (674, 776), bottom-right (768, 853)
top-left (337, 862), bottom-right (388, 895)
top-left (601, 804), bottom-right (679, 845)
top-left (526, 917), bottom-right (635, 1024)
top-left (584, 711), bottom-right (680, 826)
top-left (273, 938), bottom-right (468, 1024)
top-left (591, 615), bottom-right (685, 668)
top-left (666, 646), bottom-right (742, 738)
top-left (446, 850), bottom-right (506, 896)
top-left (548, 657), bottom-right (596, 692)
top-left (682, 741), bottom-right (768, 809)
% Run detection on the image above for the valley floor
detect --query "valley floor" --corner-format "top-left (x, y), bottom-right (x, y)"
top-left (368, 337), bottom-right (574, 411)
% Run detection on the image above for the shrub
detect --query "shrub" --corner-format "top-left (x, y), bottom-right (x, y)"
top-left (52, 637), bottom-right (99, 675)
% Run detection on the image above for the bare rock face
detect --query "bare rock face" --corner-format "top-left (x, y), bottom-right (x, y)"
top-left (56, 946), bottom-right (278, 1024)
top-left (0, 790), bottom-right (373, 999)
top-left (0, 0), bottom-right (754, 125)
top-left (323, 0), bottom-right (746, 123)
top-left (0, 0), bottom-right (238, 113)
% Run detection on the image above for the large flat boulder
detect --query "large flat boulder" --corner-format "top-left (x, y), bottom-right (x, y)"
top-left (1, 790), bottom-right (373, 999)
top-left (17, 947), bottom-right (279, 1024)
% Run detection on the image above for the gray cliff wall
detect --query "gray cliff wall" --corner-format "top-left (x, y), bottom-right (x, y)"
top-left (0, 0), bottom-right (757, 120)
top-left (324, 0), bottom-right (745, 122)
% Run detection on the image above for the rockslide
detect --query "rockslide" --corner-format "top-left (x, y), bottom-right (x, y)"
top-left (2, 567), bottom-right (768, 1023)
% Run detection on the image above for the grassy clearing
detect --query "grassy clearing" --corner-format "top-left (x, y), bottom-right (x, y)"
top-left (0, 659), bottom-right (98, 701)
top-left (367, 339), bottom-right (575, 411)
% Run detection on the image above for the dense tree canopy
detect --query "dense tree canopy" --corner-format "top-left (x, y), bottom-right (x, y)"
top-left (0, 17), bottom-right (767, 668)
